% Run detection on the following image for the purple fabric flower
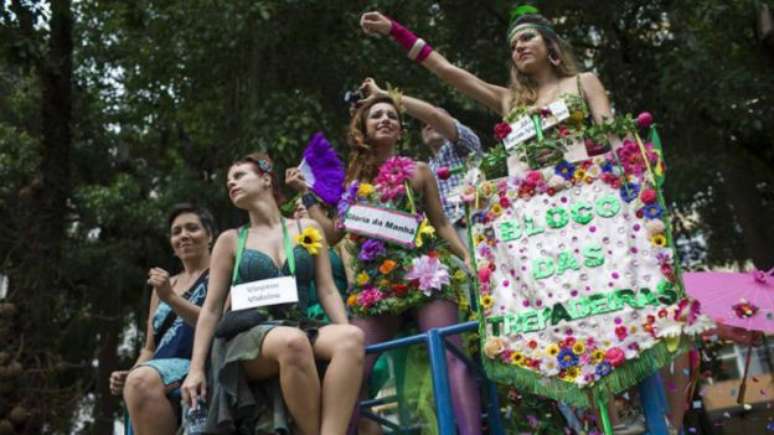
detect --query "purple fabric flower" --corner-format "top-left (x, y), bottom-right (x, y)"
top-left (595, 361), bottom-right (612, 377)
top-left (358, 239), bottom-right (385, 262)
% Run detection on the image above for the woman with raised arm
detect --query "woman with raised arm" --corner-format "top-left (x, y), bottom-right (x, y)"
top-left (360, 10), bottom-right (613, 174)
top-left (110, 203), bottom-right (215, 435)
top-left (181, 152), bottom-right (364, 435)
top-left (286, 81), bottom-right (482, 435)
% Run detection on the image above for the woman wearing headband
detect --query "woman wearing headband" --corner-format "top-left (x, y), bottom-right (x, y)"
top-left (181, 152), bottom-right (364, 435)
top-left (286, 84), bottom-right (482, 434)
top-left (359, 10), bottom-right (613, 174)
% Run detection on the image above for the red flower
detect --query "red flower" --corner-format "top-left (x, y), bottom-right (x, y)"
top-left (615, 326), bottom-right (628, 341)
top-left (494, 122), bottom-right (512, 140)
top-left (562, 336), bottom-right (576, 347)
top-left (640, 188), bottom-right (657, 204)
top-left (547, 187), bottom-right (556, 196)
top-left (391, 284), bottom-right (409, 296)
top-left (436, 166), bottom-right (451, 180)
top-left (499, 195), bottom-right (511, 208)
top-left (528, 340), bottom-right (538, 349)
top-left (635, 209), bottom-right (644, 219)
top-left (658, 308), bottom-right (668, 318)
top-left (427, 250), bottom-right (440, 258)
top-left (646, 315), bottom-right (656, 324)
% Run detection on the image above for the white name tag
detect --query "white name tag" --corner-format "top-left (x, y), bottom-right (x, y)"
top-left (231, 276), bottom-right (299, 311)
top-left (503, 116), bottom-right (536, 150)
top-left (502, 100), bottom-right (572, 151)
top-left (343, 204), bottom-right (419, 246)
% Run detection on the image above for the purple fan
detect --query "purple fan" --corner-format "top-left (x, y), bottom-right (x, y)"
top-left (301, 132), bottom-right (345, 205)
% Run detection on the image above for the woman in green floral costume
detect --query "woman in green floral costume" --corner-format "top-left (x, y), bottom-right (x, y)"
top-left (181, 152), bottom-right (365, 435)
top-left (360, 10), bottom-right (613, 174)
top-left (288, 86), bottom-right (481, 434)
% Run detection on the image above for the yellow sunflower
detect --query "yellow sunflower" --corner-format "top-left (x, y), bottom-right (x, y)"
top-left (510, 351), bottom-right (525, 366)
top-left (546, 343), bottom-right (561, 358)
top-left (490, 203), bottom-right (503, 217)
top-left (591, 349), bottom-right (605, 364)
top-left (650, 234), bottom-right (667, 247)
top-left (563, 366), bottom-right (581, 381)
top-left (295, 226), bottom-right (322, 255)
top-left (481, 294), bottom-right (494, 309)
top-left (572, 341), bottom-right (586, 355)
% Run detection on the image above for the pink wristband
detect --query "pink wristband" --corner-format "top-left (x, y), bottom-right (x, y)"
top-left (389, 19), bottom-right (418, 52)
top-left (416, 43), bottom-right (433, 62)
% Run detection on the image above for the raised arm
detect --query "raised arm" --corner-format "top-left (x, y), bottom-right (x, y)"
top-left (360, 11), bottom-right (509, 114)
top-left (361, 78), bottom-right (457, 141)
top-left (285, 169), bottom-right (345, 245)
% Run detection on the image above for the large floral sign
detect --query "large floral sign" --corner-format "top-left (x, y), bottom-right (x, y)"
top-left (469, 130), bottom-right (712, 406)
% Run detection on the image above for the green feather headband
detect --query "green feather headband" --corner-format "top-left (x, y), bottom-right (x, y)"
top-left (506, 4), bottom-right (558, 43)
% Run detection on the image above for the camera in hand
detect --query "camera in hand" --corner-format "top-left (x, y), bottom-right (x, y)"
top-left (343, 89), bottom-right (365, 107)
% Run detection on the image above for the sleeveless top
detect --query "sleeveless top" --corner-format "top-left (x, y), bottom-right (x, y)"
top-left (232, 221), bottom-right (316, 321)
top-left (337, 156), bottom-right (466, 317)
top-left (152, 271), bottom-right (208, 359)
top-left (502, 74), bottom-right (605, 173)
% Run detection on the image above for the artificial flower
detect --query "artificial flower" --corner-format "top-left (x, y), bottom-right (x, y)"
top-left (591, 349), bottom-right (605, 364)
top-left (640, 188), bottom-right (658, 204)
top-left (481, 294), bottom-right (494, 309)
top-left (595, 361), bottom-right (612, 377)
top-left (391, 283), bottom-right (409, 297)
top-left (490, 203), bottom-right (503, 217)
top-left (414, 218), bottom-right (436, 248)
top-left (453, 269), bottom-right (467, 282)
top-left (555, 161), bottom-right (576, 180)
top-left (379, 259), bottom-right (397, 275)
top-left (405, 255), bottom-right (450, 295)
top-left (480, 181), bottom-right (496, 198)
top-left (494, 122), bottom-right (512, 140)
top-left (620, 182), bottom-right (641, 203)
top-left (374, 156), bottom-right (415, 202)
top-left (358, 239), bottom-right (385, 261)
top-left (356, 272), bottom-right (370, 286)
top-left (642, 203), bottom-right (664, 220)
top-left (645, 220), bottom-right (666, 236)
top-left (295, 226), bottom-right (323, 255)
top-left (615, 326), bottom-right (628, 341)
top-left (650, 234), bottom-right (667, 247)
top-left (605, 347), bottom-right (626, 367)
top-left (563, 366), bottom-right (581, 381)
top-left (357, 287), bottom-right (384, 308)
top-left (636, 112), bottom-right (653, 129)
top-left (483, 336), bottom-right (505, 358)
top-left (510, 351), bottom-right (525, 366)
top-left (357, 182), bottom-right (375, 198)
top-left (557, 348), bottom-right (579, 369)
top-left (572, 341), bottom-right (586, 355)
top-left (347, 293), bottom-right (358, 306)
top-left (436, 166), bottom-right (451, 180)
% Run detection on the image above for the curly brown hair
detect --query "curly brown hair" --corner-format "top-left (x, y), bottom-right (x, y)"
top-left (345, 95), bottom-right (403, 183)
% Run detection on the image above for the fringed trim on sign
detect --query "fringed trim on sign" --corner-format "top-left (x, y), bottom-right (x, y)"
top-left (482, 336), bottom-right (691, 407)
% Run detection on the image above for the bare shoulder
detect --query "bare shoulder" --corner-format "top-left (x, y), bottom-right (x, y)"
top-left (215, 228), bottom-right (239, 248)
top-left (298, 217), bottom-right (323, 232)
top-left (579, 72), bottom-right (606, 92)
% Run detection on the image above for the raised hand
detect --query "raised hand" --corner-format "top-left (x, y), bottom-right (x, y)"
top-left (360, 11), bottom-right (391, 36)
top-left (147, 267), bottom-right (174, 302)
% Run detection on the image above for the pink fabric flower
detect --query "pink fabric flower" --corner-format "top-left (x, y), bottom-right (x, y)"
top-left (374, 156), bottom-right (416, 202)
top-left (405, 255), bottom-right (450, 295)
top-left (636, 112), bottom-right (653, 129)
top-left (525, 171), bottom-right (543, 187)
top-left (478, 265), bottom-right (492, 284)
top-left (605, 347), bottom-right (626, 367)
top-left (358, 286), bottom-right (384, 308)
top-left (436, 166), bottom-right (451, 180)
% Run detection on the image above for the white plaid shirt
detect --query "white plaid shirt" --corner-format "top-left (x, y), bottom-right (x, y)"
top-left (428, 120), bottom-right (482, 223)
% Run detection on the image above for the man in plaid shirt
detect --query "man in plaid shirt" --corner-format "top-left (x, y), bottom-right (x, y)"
top-left (423, 110), bottom-right (482, 233)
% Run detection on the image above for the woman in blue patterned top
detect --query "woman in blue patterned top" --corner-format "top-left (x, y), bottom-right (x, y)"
top-left (109, 203), bottom-right (215, 435)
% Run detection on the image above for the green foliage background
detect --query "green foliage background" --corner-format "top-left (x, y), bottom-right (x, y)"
top-left (0, 0), bottom-right (772, 433)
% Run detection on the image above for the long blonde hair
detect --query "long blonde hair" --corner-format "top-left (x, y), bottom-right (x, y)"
top-left (345, 95), bottom-right (403, 183)
top-left (507, 14), bottom-right (579, 112)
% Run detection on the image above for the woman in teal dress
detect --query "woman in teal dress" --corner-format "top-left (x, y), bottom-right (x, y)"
top-left (182, 152), bottom-right (364, 435)
top-left (110, 203), bottom-right (216, 435)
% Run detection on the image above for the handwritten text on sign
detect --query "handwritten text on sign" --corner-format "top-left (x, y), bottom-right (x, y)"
top-left (503, 99), bottom-right (571, 151)
top-left (344, 204), bottom-right (419, 246)
top-left (231, 276), bottom-right (299, 311)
